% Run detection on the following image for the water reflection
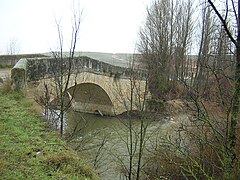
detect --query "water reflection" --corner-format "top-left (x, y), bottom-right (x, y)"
top-left (42, 109), bottom-right (67, 130)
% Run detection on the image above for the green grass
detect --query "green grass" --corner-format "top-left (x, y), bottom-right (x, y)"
top-left (0, 64), bottom-right (13, 69)
top-left (0, 91), bottom-right (98, 180)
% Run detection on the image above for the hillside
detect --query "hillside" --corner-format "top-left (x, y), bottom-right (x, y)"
top-left (44, 51), bottom-right (135, 67)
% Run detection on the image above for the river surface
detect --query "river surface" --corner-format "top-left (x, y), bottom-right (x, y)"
top-left (63, 110), bottom-right (189, 179)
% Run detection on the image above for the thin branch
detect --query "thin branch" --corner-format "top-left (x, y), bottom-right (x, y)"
top-left (208, 0), bottom-right (238, 47)
top-left (231, 0), bottom-right (239, 28)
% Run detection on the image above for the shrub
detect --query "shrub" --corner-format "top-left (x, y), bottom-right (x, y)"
top-left (143, 115), bottom-right (229, 179)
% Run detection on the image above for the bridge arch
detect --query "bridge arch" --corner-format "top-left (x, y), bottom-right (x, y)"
top-left (67, 82), bottom-right (115, 115)
top-left (11, 58), bottom-right (148, 116)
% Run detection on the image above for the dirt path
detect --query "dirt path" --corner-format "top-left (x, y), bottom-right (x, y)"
top-left (0, 68), bottom-right (11, 80)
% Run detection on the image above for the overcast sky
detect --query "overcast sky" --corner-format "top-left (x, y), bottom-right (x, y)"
top-left (0, 0), bottom-right (151, 55)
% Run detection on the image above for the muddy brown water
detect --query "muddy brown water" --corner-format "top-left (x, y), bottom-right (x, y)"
top-left (64, 110), bottom-right (190, 179)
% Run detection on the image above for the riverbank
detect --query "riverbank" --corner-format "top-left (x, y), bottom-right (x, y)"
top-left (0, 91), bottom-right (98, 179)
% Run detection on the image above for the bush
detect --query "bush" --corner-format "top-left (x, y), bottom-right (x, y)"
top-left (143, 115), bottom-right (229, 179)
top-left (144, 148), bottom-right (186, 179)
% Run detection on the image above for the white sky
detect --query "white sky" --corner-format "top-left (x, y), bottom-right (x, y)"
top-left (0, 0), bottom-right (151, 55)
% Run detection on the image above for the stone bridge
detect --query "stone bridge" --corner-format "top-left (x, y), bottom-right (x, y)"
top-left (11, 56), bottom-right (148, 115)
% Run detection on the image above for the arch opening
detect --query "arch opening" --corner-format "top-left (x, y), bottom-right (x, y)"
top-left (68, 83), bottom-right (114, 115)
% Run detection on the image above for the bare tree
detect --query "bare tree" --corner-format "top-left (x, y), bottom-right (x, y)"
top-left (194, 2), bottom-right (216, 91)
top-left (36, 1), bottom-right (83, 136)
top-left (110, 54), bottom-right (152, 180)
top-left (207, 0), bottom-right (240, 179)
top-left (6, 38), bottom-right (20, 55)
top-left (137, 0), bottom-right (239, 179)
top-left (138, 0), bottom-right (193, 101)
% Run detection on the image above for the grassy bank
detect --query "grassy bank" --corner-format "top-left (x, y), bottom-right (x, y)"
top-left (0, 91), bottom-right (98, 179)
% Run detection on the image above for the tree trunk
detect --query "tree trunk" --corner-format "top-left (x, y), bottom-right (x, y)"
top-left (207, 0), bottom-right (240, 178)
top-left (225, 38), bottom-right (240, 180)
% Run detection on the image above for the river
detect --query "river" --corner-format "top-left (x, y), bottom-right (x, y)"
top-left (62, 110), bottom-right (190, 179)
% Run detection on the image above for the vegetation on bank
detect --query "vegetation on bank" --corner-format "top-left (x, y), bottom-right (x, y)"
top-left (0, 91), bottom-right (98, 180)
